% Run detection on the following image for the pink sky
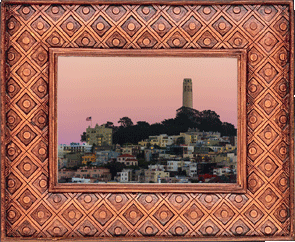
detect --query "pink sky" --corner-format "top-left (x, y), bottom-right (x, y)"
top-left (58, 56), bottom-right (237, 145)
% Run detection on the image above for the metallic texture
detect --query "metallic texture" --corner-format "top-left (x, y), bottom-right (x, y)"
top-left (1, 1), bottom-right (294, 240)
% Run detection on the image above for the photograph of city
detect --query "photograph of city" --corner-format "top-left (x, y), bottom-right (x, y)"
top-left (57, 56), bottom-right (238, 184)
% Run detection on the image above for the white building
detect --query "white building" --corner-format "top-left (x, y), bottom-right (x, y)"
top-left (182, 162), bottom-right (197, 177)
top-left (166, 160), bottom-right (192, 172)
top-left (139, 134), bottom-right (174, 147)
top-left (72, 177), bottom-right (91, 183)
top-left (59, 143), bottom-right (92, 154)
top-left (117, 154), bottom-right (138, 166)
top-left (167, 160), bottom-right (182, 172)
top-left (119, 169), bottom-right (132, 183)
top-left (213, 167), bottom-right (231, 176)
top-left (148, 164), bottom-right (166, 171)
top-left (73, 142), bottom-right (92, 153)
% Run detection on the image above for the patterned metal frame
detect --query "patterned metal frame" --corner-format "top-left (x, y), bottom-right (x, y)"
top-left (1, 0), bottom-right (294, 241)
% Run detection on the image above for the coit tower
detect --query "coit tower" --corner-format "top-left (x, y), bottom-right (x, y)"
top-left (183, 78), bottom-right (193, 108)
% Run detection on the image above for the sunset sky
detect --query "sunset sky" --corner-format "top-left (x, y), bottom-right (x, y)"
top-left (58, 56), bottom-right (237, 145)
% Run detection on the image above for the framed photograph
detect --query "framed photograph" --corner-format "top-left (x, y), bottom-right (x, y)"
top-left (49, 48), bottom-right (247, 193)
top-left (1, 0), bottom-right (294, 240)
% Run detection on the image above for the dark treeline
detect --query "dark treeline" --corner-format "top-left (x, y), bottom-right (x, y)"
top-left (81, 107), bottom-right (237, 145)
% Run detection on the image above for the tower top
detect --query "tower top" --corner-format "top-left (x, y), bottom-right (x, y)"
top-left (183, 78), bottom-right (192, 83)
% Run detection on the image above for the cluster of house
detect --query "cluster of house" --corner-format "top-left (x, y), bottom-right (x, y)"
top-left (115, 154), bottom-right (236, 183)
top-left (58, 127), bottom-right (237, 183)
top-left (59, 166), bottom-right (112, 183)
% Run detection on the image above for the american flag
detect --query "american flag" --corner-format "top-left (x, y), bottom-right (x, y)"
top-left (86, 117), bottom-right (92, 121)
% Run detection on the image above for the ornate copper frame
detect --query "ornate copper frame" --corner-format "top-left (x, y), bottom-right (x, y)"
top-left (1, 0), bottom-right (294, 240)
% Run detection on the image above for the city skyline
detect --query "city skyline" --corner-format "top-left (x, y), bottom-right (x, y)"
top-left (58, 56), bottom-right (237, 144)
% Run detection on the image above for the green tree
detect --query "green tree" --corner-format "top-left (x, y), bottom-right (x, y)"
top-left (80, 132), bottom-right (87, 142)
top-left (105, 121), bottom-right (114, 129)
top-left (137, 121), bottom-right (150, 128)
top-left (118, 117), bottom-right (134, 127)
top-left (175, 106), bottom-right (200, 131)
top-left (221, 122), bottom-right (237, 136)
top-left (199, 110), bottom-right (222, 132)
